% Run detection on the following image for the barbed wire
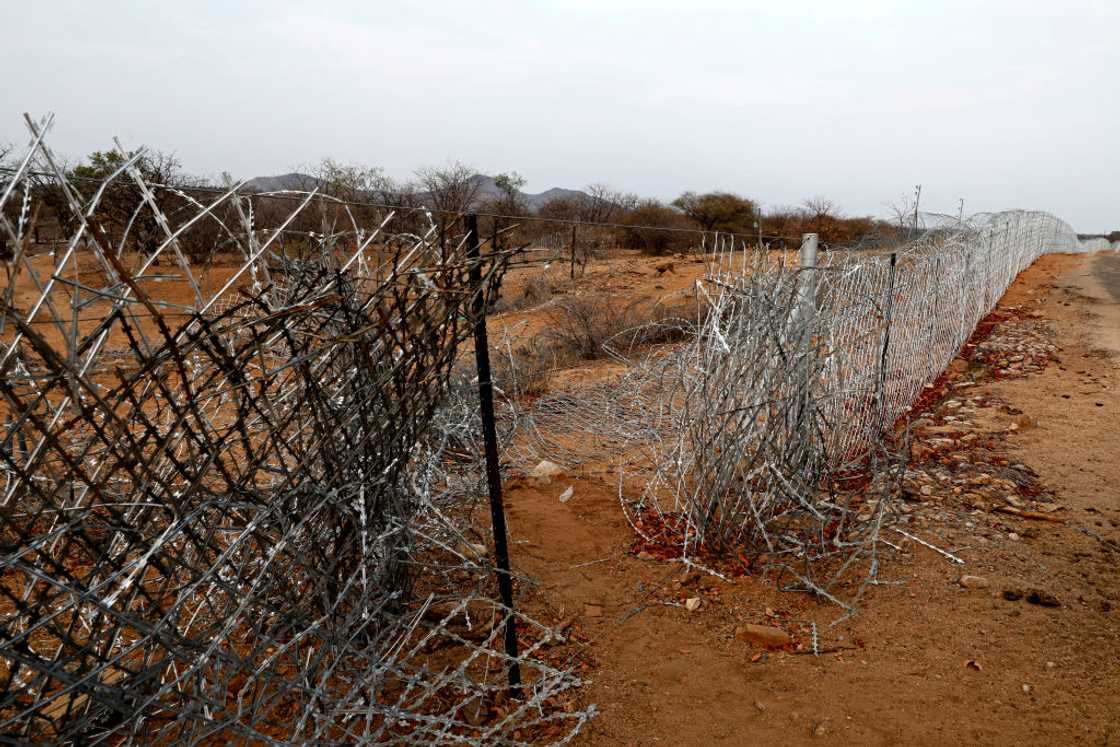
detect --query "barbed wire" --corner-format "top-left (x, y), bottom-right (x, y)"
top-left (0, 118), bottom-right (594, 745)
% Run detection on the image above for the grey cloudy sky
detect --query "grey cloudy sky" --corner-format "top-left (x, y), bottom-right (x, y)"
top-left (2, 0), bottom-right (1117, 230)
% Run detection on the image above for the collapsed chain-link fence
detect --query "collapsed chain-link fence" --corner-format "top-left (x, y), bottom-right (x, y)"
top-left (0, 116), bottom-right (592, 745)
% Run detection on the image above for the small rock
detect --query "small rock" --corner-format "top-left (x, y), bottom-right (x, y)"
top-left (1026, 590), bottom-right (1060, 608)
top-left (529, 460), bottom-right (566, 485)
top-left (959, 575), bottom-right (990, 590)
top-left (920, 485), bottom-right (934, 497)
top-left (812, 721), bottom-right (828, 737)
top-left (1003, 589), bottom-right (1024, 602)
top-left (684, 597), bottom-right (702, 612)
top-left (558, 485), bottom-right (574, 503)
top-left (458, 541), bottom-right (488, 561)
top-left (636, 550), bottom-right (654, 561)
top-left (754, 701), bottom-right (766, 712)
top-left (1008, 532), bottom-right (1021, 541)
top-left (1022, 683), bottom-right (1032, 694)
top-left (1045, 661), bottom-right (1056, 670)
top-left (735, 624), bottom-right (791, 649)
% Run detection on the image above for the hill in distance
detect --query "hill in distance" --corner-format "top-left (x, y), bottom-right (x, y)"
top-left (242, 172), bottom-right (589, 212)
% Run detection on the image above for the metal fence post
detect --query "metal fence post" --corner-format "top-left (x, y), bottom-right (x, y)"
top-left (799, 233), bottom-right (819, 301)
top-left (795, 233), bottom-right (819, 440)
top-left (465, 212), bottom-right (523, 697)
top-left (876, 252), bottom-right (898, 433)
top-left (570, 224), bottom-right (578, 279)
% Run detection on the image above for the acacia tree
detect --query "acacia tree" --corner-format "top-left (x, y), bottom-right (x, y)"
top-left (802, 196), bottom-right (838, 235)
top-left (583, 183), bottom-right (634, 223)
top-left (311, 158), bottom-right (382, 203)
top-left (415, 160), bottom-right (482, 216)
top-left (489, 172), bottom-right (527, 215)
top-left (616, 199), bottom-right (692, 255)
top-left (672, 191), bottom-right (757, 233)
top-left (68, 149), bottom-right (191, 254)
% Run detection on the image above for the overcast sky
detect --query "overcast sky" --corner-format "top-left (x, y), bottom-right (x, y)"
top-left (2, 1), bottom-right (1117, 230)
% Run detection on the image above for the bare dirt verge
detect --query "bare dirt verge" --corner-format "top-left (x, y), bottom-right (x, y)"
top-left (508, 252), bottom-right (1120, 745)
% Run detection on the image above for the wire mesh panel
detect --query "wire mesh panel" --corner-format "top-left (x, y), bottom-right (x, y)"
top-left (0, 116), bottom-right (591, 744)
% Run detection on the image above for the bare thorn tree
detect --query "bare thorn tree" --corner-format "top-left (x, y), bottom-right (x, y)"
top-left (415, 160), bottom-right (482, 215)
top-left (802, 196), bottom-right (839, 235)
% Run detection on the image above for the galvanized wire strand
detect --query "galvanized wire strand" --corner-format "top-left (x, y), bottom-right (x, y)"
top-left (0, 118), bottom-right (592, 745)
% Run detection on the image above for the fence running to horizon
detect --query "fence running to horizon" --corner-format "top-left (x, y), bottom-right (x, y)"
top-left (519, 209), bottom-right (1097, 608)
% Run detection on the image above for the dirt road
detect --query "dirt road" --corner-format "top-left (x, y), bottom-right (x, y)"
top-left (506, 252), bottom-right (1119, 745)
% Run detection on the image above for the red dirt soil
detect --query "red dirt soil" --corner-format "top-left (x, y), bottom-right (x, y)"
top-left (504, 252), bottom-right (1120, 745)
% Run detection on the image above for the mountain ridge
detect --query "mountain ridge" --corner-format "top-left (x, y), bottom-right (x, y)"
top-left (241, 172), bottom-right (589, 211)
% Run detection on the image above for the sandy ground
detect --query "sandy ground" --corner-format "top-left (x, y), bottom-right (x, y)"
top-left (502, 252), bottom-right (1119, 745)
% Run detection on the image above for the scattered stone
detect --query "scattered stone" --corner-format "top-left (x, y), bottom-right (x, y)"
top-left (1026, 590), bottom-right (1060, 608)
top-left (1003, 589), bottom-right (1024, 602)
top-left (636, 550), bottom-right (654, 561)
top-left (458, 541), bottom-right (488, 561)
top-left (1008, 532), bottom-right (1021, 541)
top-left (735, 624), bottom-right (791, 649)
top-left (684, 597), bottom-right (702, 612)
top-left (959, 575), bottom-right (990, 589)
top-left (529, 460), bottom-right (566, 485)
top-left (558, 485), bottom-right (574, 503)
top-left (812, 721), bottom-right (828, 737)
top-left (1022, 683), bottom-right (1032, 695)
top-left (1045, 661), bottom-right (1057, 670)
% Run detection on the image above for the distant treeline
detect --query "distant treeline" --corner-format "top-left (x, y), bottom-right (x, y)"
top-left (1, 147), bottom-right (932, 258)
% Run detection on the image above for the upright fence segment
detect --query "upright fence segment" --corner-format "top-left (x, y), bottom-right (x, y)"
top-left (602, 209), bottom-right (1088, 607)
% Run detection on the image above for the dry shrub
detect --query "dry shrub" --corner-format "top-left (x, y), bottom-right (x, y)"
top-left (490, 266), bottom-right (569, 314)
top-left (614, 202), bottom-right (694, 255)
top-left (543, 296), bottom-right (637, 360)
top-left (521, 269), bottom-right (563, 306)
top-left (492, 336), bottom-right (556, 398)
top-left (543, 296), bottom-right (704, 361)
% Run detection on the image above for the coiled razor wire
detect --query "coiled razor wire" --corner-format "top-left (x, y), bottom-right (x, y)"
top-left (517, 211), bottom-right (1102, 610)
top-left (0, 115), bottom-right (592, 744)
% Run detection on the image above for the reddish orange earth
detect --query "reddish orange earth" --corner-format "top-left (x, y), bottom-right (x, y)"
top-left (503, 252), bottom-right (1120, 746)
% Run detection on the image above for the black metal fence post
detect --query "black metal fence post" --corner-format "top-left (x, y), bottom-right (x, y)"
top-left (570, 225), bottom-right (577, 279)
top-left (465, 212), bottom-right (523, 697)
